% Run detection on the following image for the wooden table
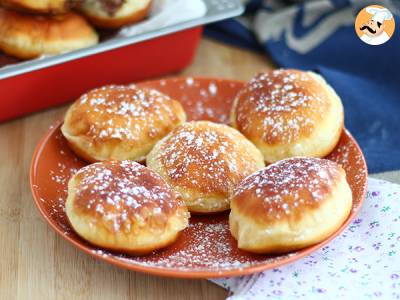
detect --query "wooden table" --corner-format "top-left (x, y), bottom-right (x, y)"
top-left (0, 38), bottom-right (275, 300)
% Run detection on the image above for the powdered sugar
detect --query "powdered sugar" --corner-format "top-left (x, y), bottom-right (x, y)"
top-left (327, 129), bottom-right (367, 201)
top-left (34, 78), bottom-right (367, 275)
top-left (72, 160), bottom-right (185, 234)
top-left (233, 157), bottom-right (342, 221)
top-left (67, 85), bottom-right (183, 142)
top-left (97, 216), bottom-right (298, 271)
top-left (163, 78), bottom-right (232, 123)
top-left (154, 121), bottom-right (263, 195)
top-left (208, 82), bottom-right (218, 95)
top-left (235, 70), bottom-right (329, 143)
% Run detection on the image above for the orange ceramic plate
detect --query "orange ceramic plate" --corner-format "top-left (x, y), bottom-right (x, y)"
top-left (30, 77), bottom-right (368, 279)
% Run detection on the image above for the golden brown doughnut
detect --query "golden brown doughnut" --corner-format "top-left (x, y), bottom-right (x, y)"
top-left (0, 8), bottom-right (98, 59)
top-left (0, 0), bottom-right (76, 14)
top-left (146, 121), bottom-right (265, 214)
top-left (79, 0), bottom-right (151, 29)
top-left (229, 157), bottom-right (352, 254)
top-left (66, 160), bottom-right (189, 254)
top-left (231, 69), bottom-right (344, 163)
top-left (61, 84), bottom-right (186, 163)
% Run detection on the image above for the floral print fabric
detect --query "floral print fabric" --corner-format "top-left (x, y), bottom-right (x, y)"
top-left (213, 178), bottom-right (400, 299)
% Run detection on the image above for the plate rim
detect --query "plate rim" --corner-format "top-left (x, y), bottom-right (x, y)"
top-left (30, 77), bottom-right (368, 279)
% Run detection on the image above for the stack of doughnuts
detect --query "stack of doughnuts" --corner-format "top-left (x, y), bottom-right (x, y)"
top-left (0, 0), bottom-right (152, 59)
top-left (61, 69), bottom-right (353, 255)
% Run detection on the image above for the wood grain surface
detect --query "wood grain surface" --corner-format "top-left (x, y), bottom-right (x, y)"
top-left (0, 38), bottom-right (274, 300)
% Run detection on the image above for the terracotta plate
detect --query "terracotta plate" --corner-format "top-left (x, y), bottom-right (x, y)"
top-left (30, 77), bottom-right (368, 278)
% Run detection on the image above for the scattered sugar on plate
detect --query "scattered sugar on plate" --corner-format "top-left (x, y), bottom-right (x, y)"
top-left (35, 79), bottom-right (367, 273)
top-left (208, 82), bottom-right (218, 95)
top-left (186, 77), bottom-right (194, 86)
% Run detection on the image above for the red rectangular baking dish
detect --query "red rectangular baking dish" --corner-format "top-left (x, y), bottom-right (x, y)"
top-left (0, 28), bottom-right (202, 122)
top-left (0, 0), bottom-right (244, 122)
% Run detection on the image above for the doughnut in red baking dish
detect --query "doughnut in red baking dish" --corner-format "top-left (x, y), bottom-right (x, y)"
top-left (0, 8), bottom-right (98, 59)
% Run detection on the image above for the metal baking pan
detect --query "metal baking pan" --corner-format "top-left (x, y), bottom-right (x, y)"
top-left (0, 0), bottom-right (244, 121)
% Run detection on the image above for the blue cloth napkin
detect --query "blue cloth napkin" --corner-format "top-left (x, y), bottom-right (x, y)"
top-left (205, 0), bottom-right (400, 174)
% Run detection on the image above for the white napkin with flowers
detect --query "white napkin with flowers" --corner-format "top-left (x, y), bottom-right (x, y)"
top-left (212, 178), bottom-right (400, 299)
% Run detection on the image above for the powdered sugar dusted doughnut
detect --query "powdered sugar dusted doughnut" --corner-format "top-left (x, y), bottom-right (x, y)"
top-left (61, 84), bottom-right (186, 162)
top-left (66, 160), bottom-right (189, 254)
top-left (230, 157), bottom-right (352, 254)
top-left (146, 121), bottom-right (265, 214)
top-left (231, 69), bottom-right (344, 163)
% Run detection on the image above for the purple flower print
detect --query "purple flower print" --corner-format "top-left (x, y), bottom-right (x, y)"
top-left (354, 246), bottom-right (365, 252)
top-left (214, 182), bottom-right (400, 300)
top-left (304, 260), bottom-right (318, 267)
top-left (350, 268), bottom-right (358, 273)
top-left (272, 290), bottom-right (282, 296)
top-left (272, 268), bottom-right (282, 273)
top-left (269, 280), bottom-right (274, 285)
top-left (369, 221), bottom-right (380, 229)
top-left (349, 257), bottom-right (358, 263)
top-left (348, 225), bottom-right (357, 233)
top-left (374, 291), bottom-right (383, 297)
top-left (373, 242), bottom-right (382, 250)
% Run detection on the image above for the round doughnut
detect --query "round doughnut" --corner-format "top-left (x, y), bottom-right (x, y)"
top-left (229, 157), bottom-right (352, 254)
top-left (231, 69), bottom-right (344, 163)
top-left (79, 0), bottom-right (151, 29)
top-left (146, 121), bottom-right (265, 214)
top-left (65, 160), bottom-right (189, 254)
top-left (0, 0), bottom-right (75, 14)
top-left (61, 84), bottom-right (186, 163)
top-left (0, 8), bottom-right (98, 59)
